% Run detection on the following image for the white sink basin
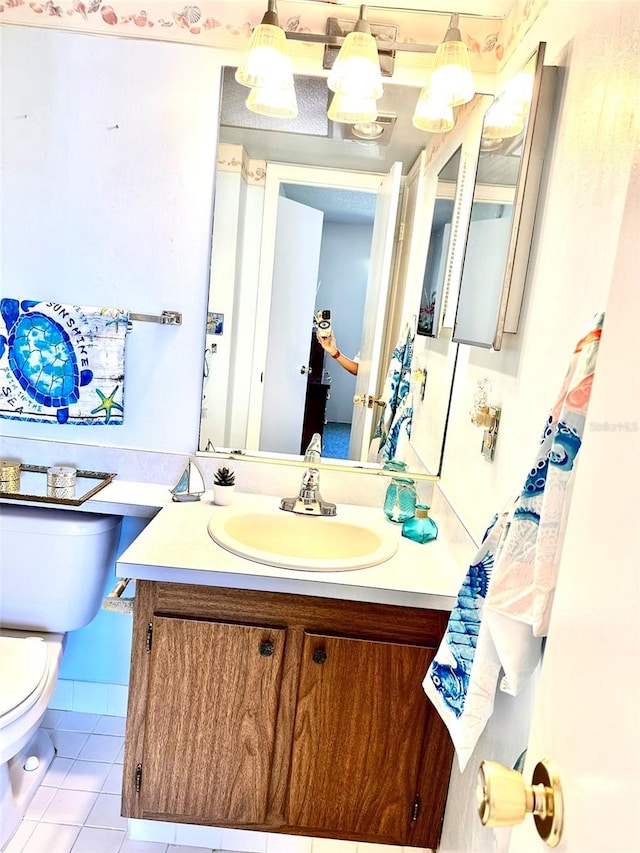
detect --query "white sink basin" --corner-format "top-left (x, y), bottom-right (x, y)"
top-left (207, 510), bottom-right (398, 572)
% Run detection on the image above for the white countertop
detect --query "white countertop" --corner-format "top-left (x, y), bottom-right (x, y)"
top-left (115, 491), bottom-right (466, 611)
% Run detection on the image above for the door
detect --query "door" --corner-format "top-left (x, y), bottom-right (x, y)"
top-left (258, 196), bottom-right (323, 454)
top-left (139, 616), bottom-right (285, 825)
top-left (349, 161), bottom-right (403, 461)
top-left (287, 631), bottom-right (447, 847)
top-left (505, 164), bottom-right (640, 850)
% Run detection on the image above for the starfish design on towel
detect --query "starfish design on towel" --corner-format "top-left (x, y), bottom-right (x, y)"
top-left (91, 385), bottom-right (123, 424)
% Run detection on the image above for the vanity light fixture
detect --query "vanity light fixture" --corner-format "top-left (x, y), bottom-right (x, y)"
top-left (236, 6), bottom-right (475, 130)
top-left (428, 13), bottom-right (475, 107)
top-left (327, 5), bottom-right (384, 101)
top-left (328, 92), bottom-right (378, 125)
top-left (235, 0), bottom-right (297, 118)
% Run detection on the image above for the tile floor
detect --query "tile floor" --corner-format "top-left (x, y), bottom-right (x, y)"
top-left (4, 711), bottom-right (433, 853)
top-left (3, 710), bottom-right (206, 853)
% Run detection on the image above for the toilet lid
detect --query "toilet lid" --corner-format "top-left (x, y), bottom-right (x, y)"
top-left (0, 636), bottom-right (49, 718)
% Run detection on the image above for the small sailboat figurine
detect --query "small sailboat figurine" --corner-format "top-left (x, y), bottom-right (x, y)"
top-left (170, 458), bottom-right (206, 502)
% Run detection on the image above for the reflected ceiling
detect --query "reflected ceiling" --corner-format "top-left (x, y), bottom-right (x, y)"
top-left (220, 69), bottom-right (445, 174)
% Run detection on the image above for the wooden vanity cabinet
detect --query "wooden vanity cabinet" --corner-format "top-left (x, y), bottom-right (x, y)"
top-left (122, 581), bottom-right (454, 849)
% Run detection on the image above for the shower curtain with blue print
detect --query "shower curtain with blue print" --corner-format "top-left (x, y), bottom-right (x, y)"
top-left (423, 312), bottom-right (604, 771)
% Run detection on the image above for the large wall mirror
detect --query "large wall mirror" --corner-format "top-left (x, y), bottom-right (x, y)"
top-left (198, 67), bottom-right (488, 477)
top-left (453, 43), bottom-right (557, 350)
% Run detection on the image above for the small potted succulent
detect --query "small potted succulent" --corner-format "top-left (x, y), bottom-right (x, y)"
top-left (213, 466), bottom-right (235, 506)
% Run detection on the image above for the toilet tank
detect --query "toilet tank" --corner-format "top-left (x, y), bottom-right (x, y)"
top-left (0, 504), bottom-right (122, 633)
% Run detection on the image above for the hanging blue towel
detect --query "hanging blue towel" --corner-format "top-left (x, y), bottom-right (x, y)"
top-left (423, 312), bottom-right (604, 771)
top-left (0, 298), bottom-right (129, 425)
top-left (371, 322), bottom-right (414, 462)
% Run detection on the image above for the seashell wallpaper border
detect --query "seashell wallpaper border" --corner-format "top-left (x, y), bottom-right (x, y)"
top-left (218, 142), bottom-right (266, 186)
top-left (0, 0), bottom-right (549, 75)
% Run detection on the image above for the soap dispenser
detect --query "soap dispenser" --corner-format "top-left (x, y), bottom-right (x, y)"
top-left (402, 504), bottom-right (438, 544)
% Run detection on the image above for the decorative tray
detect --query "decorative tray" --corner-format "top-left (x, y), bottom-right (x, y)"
top-left (0, 464), bottom-right (116, 507)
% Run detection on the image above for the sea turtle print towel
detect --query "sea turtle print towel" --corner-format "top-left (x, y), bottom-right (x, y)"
top-left (0, 298), bottom-right (129, 425)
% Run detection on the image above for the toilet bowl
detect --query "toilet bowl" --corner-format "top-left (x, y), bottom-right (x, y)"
top-left (0, 504), bottom-right (122, 848)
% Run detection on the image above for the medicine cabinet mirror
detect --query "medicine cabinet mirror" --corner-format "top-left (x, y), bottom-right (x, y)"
top-left (417, 148), bottom-right (461, 339)
top-left (453, 43), bottom-right (557, 350)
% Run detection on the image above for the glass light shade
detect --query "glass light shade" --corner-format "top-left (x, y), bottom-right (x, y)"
top-left (482, 99), bottom-right (526, 140)
top-left (246, 81), bottom-right (298, 118)
top-left (327, 92), bottom-right (378, 124)
top-left (327, 31), bottom-right (383, 100)
top-left (430, 40), bottom-right (474, 107)
top-left (235, 23), bottom-right (292, 90)
top-left (412, 90), bottom-right (454, 133)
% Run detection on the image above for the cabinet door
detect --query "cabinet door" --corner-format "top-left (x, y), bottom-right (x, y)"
top-left (140, 616), bottom-right (285, 825)
top-left (287, 632), bottom-right (436, 845)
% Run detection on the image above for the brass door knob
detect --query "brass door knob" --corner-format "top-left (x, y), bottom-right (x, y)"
top-left (476, 759), bottom-right (563, 847)
top-left (353, 394), bottom-right (385, 409)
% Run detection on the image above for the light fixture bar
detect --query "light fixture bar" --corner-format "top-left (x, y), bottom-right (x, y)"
top-left (285, 31), bottom-right (437, 53)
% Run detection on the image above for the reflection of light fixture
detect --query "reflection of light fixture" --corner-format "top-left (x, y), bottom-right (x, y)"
top-left (429, 13), bottom-right (474, 107)
top-left (327, 5), bottom-right (383, 101)
top-left (328, 92), bottom-right (378, 124)
top-left (351, 120), bottom-right (385, 139)
top-left (482, 99), bottom-right (526, 140)
top-left (412, 90), bottom-right (455, 133)
top-left (246, 80), bottom-right (298, 118)
top-left (505, 71), bottom-right (535, 114)
top-left (235, 0), bottom-right (295, 94)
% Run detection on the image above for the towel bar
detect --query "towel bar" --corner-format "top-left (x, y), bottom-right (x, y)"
top-left (128, 310), bottom-right (182, 326)
top-left (102, 577), bottom-right (135, 614)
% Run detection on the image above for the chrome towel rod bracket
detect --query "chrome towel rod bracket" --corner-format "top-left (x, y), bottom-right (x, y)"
top-left (128, 310), bottom-right (182, 327)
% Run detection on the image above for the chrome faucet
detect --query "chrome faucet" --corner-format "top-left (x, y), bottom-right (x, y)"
top-left (280, 433), bottom-right (337, 516)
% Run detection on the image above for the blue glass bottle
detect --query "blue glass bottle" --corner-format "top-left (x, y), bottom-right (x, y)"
top-left (383, 461), bottom-right (417, 523)
top-left (402, 504), bottom-right (438, 543)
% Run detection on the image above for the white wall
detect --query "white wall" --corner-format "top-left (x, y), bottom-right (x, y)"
top-left (439, 1), bottom-right (640, 544)
top-left (437, 3), bottom-right (640, 850)
top-left (1, 26), bottom-right (219, 454)
top-left (316, 221), bottom-right (373, 423)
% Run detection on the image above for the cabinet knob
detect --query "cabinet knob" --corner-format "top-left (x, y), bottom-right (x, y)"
top-left (312, 648), bottom-right (327, 665)
top-left (259, 640), bottom-right (275, 657)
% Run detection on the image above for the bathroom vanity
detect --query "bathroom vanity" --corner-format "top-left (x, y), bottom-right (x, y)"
top-left (116, 494), bottom-right (463, 850)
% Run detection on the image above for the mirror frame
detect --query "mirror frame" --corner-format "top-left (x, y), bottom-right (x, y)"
top-left (453, 43), bottom-right (557, 350)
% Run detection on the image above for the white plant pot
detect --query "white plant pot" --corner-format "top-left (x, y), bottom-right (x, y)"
top-left (213, 484), bottom-right (235, 506)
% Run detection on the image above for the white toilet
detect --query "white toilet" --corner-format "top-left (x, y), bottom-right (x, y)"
top-left (0, 504), bottom-right (122, 848)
